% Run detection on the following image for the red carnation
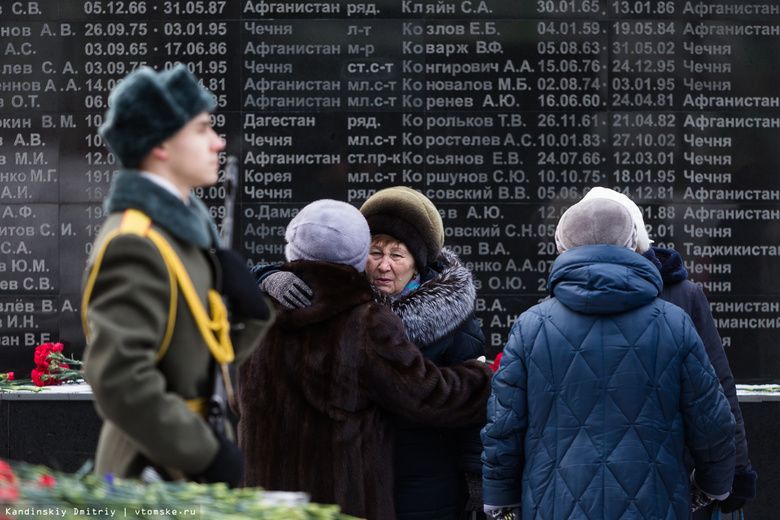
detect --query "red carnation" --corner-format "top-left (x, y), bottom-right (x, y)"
top-left (0, 460), bottom-right (19, 502)
top-left (490, 352), bottom-right (503, 372)
top-left (37, 473), bottom-right (56, 488)
top-left (30, 342), bottom-right (82, 387)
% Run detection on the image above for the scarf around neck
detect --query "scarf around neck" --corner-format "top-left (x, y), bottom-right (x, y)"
top-left (395, 273), bottom-right (421, 298)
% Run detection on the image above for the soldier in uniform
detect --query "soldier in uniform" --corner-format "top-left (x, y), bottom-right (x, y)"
top-left (81, 65), bottom-right (273, 486)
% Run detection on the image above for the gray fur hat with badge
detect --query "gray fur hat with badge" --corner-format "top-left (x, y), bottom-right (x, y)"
top-left (98, 64), bottom-right (216, 168)
top-left (359, 186), bottom-right (445, 271)
top-left (285, 199), bottom-right (371, 272)
top-left (555, 197), bottom-right (638, 253)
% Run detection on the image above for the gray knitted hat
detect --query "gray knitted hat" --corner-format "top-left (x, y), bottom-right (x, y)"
top-left (359, 186), bottom-right (444, 270)
top-left (555, 198), bottom-right (638, 253)
top-left (285, 199), bottom-right (371, 272)
top-left (98, 64), bottom-right (216, 168)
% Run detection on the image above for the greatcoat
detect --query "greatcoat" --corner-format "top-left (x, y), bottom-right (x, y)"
top-left (82, 171), bottom-right (272, 479)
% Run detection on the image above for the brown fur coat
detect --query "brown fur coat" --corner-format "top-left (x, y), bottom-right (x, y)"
top-left (237, 261), bottom-right (492, 520)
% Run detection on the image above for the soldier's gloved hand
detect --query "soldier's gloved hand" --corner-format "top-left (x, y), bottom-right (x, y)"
top-left (259, 271), bottom-right (313, 309)
top-left (214, 249), bottom-right (270, 320)
top-left (198, 428), bottom-right (244, 488)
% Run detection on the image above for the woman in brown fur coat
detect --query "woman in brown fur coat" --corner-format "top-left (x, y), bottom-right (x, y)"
top-left (237, 200), bottom-right (493, 520)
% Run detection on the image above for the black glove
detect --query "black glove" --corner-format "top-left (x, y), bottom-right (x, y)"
top-left (717, 497), bottom-right (746, 515)
top-left (214, 249), bottom-right (270, 320)
top-left (717, 469), bottom-right (757, 514)
top-left (259, 271), bottom-right (313, 309)
top-left (198, 429), bottom-right (244, 488)
top-left (465, 473), bottom-right (483, 511)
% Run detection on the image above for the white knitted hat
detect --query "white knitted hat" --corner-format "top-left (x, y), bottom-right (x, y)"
top-left (581, 187), bottom-right (652, 253)
top-left (555, 198), bottom-right (638, 253)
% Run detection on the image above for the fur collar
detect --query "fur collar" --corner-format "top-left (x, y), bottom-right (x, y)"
top-left (373, 248), bottom-right (476, 347)
top-left (104, 170), bottom-right (220, 248)
top-left (274, 261), bottom-right (374, 330)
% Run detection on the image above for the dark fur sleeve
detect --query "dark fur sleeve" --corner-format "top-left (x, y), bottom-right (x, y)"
top-left (360, 304), bottom-right (492, 428)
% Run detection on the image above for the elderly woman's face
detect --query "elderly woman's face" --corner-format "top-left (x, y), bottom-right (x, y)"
top-left (365, 234), bottom-right (417, 296)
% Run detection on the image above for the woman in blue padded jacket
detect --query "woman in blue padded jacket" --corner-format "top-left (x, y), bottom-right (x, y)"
top-left (582, 186), bottom-right (756, 518)
top-left (481, 196), bottom-right (735, 520)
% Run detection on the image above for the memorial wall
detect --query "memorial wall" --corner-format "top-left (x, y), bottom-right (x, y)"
top-left (1, 0), bottom-right (779, 382)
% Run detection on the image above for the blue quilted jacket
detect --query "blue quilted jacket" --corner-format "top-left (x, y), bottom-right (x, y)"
top-left (482, 245), bottom-right (735, 519)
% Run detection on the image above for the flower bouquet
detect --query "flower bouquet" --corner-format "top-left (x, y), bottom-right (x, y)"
top-left (31, 342), bottom-right (84, 387)
top-left (0, 371), bottom-right (39, 394)
top-left (1, 460), bottom-right (362, 520)
top-left (1, 343), bottom-right (85, 393)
